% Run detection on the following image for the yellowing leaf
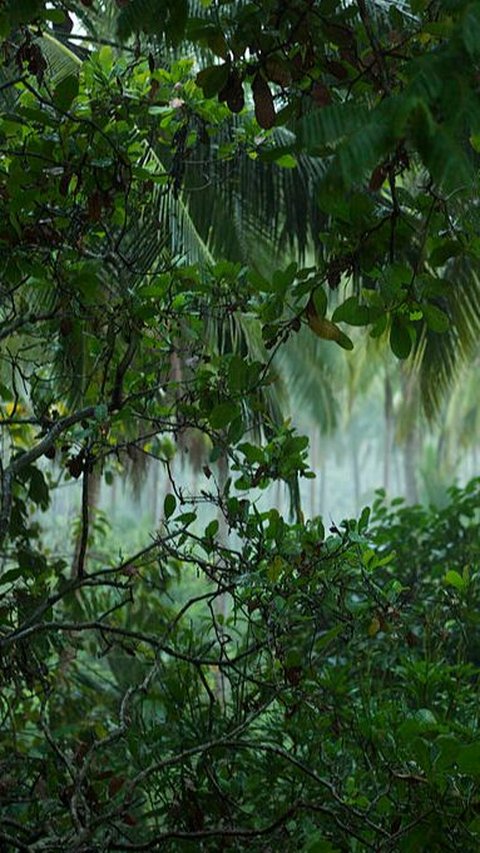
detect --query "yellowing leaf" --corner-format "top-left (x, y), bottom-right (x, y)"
top-left (267, 555), bottom-right (285, 582)
top-left (368, 616), bottom-right (381, 637)
top-left (306, 296), bottom-right (353, 349)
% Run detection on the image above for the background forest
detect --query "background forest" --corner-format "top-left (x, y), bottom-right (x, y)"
top-left (2, 1), bottom-right (480, 850)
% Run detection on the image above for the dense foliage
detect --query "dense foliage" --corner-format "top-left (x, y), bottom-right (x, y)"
top-left (2, 1), bottom-right (480, 850)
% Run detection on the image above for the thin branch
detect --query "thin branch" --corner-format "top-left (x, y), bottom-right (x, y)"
top-left (0, 311), bottom-right (58, 342)
top-left (75, 464), bottom-right (90, 579)
top-left (0, 405), bottom-right (96, 549)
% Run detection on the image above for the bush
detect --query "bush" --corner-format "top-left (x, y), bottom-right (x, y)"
top-left (2, 481), bottom-right (480, 850)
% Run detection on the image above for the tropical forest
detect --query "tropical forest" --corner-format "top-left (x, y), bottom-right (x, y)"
top-left (2, 0), bottom-right (480, 850)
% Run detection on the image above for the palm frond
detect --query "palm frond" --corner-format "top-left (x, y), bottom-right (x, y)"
top-left (273, 328), bottom-right (340, 434)
top-left (182, 128), bottom-right (326, 266)
top-left (35, 31), bottom-right (85, 79)
top-left (413, 259), bottom-right (480, 418)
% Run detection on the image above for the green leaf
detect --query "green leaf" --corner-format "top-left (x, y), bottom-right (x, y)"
top-left (0, 382), bottom-right (12, 400)
top-left (422, 304), bottom-right (449, 333)
top-left (332, 296), bottom-right (370, 326)
top-left (314, 623), bottom-right (343, 652)
top-left (228, 355), bottom-right (248, 392)
top-left (458, 742), bottom-right (480, 775)
top-left (358, 505), bottom-right (370, 534)
top-left (227, 415), bottom-right (245, 444)
top-left (463, 4), bottom-right (480, 57)
top-left (204, 519), bottom-right (219, 538)
top-left (398, 708), bottom-right (438, 740)
top-left (274, 154), bottom-right (297, 168)
top-left (53, 74), bottom-right (79, 112)
top-left (390, 316), bottom-right (413, 359)
top-left (0, 568), bottom-right (23, 587)
top-left (28, 467), bottom-right (49, 510)
top-left (429, 240), bottom-right (463, 267)
top-left (444, 569), bottom-right (465, 591)
top-left (267, 554), bottom-right (285, 582)
top-left (434, 735), bottom-right (460, 771)
top-left (304, 834), bottom-right (340, 853)
top-left (175, 511), bottom-right (197, 526)
top-left (312, 287), bottom-right (327, 318)
top-left (196, 64), bottom-right (230, 98)
top-left (336, 330), bottom-right (354, 350)
top-left (164, 493), bottom-right (176, 519)
top-left (209, 401), bottom-right (239, 429)
top-left (239, 442), bottom-right (265, 465)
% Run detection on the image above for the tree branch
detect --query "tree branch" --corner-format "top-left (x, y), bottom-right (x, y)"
top-left (0, 405), bottom-right (97, 550)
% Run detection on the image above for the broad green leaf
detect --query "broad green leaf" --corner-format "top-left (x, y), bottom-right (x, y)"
top-left (209, 401), bottom-right (239, 429)
top-left (434, 735), bottom-right (460, 771)
top-left (204, 519), bottom-right (219, 538)
top-left (238, 442), bottom-right (265, 464)
top-left (0, 568), bottom-right (23, 587)
top-left (458, 742), bottom-right (480, 775)
top-left (422, 303), bottom-right (449, 333)
top-left (53, 74), bottom-right (79, 112)
top-left (164, 493), bottom-right (176, 519)
top-left (28, 467), bottom-right (49, 510)
top-left (312, 287), bottom-right (327, 318)
top-left (228, 355), bottom-right (248, 392)
top-left (390, 316), bottom-right (413, 359)
top-left (332, 296), bottom-right (370, 326)
top-left (267, 554), bottom-right (285, 582)
top-left (429, 240), bottom-right (463, 267)
top-left (196, 63), bottom-right (230, 98)
top-left (444, 569), bottom-right (465, 591)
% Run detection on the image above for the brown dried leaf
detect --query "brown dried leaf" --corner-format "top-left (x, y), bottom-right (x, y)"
top-left (88, 191), bottom-right (102, 222)
top-left (324, 59), bottom-right (349, 80)
top-left (369, 165), bottom-right (387, 192)
top-left (265, 56), bottom-right (291, 87)
top-left (219, 70), bottom-right (245, 113)
top-left (311, 81), bottom-right (331, 107)
top-left (252, 74), bottom-right (276, 129)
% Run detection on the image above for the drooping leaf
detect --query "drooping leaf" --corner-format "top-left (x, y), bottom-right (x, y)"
top-left (390, 316), bottom-right (413, 359)
top-left (252, 74), bottom-right (276, 130)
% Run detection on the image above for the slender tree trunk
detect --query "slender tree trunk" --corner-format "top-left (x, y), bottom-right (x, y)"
top-left (403, 429), bottom-right (419, 504)
top-left (352, 435), bottom-right (361, 515)
top-left (214, 454), bottom-right (230, 704)
top-left (401, 373), bottom-right (419, 505)
top-left (319, 456), bottom-right (326, 518)
top-left (151, 460), bottom-right (159, 527)
top-left (383, 375), bottom-right (393, 492)
top-left (310, 428), bottom-right (318, 518)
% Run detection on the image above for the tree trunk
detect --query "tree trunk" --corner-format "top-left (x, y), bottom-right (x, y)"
top-left (310, 428), bottom-right (318, 518)
top-left (214, 454), bottom-right (230, 703)
top-left (351, 434), bottom-right (361, 515)
top-left (401, 372), bottom-right (419, 505)
top-left (383, 375), bottom-right (393, 493)
top-left (71, 468), bottom-right (101, 578)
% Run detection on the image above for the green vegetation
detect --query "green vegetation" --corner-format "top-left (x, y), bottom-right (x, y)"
top-left (2, 1), bottom-right (480, 849)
